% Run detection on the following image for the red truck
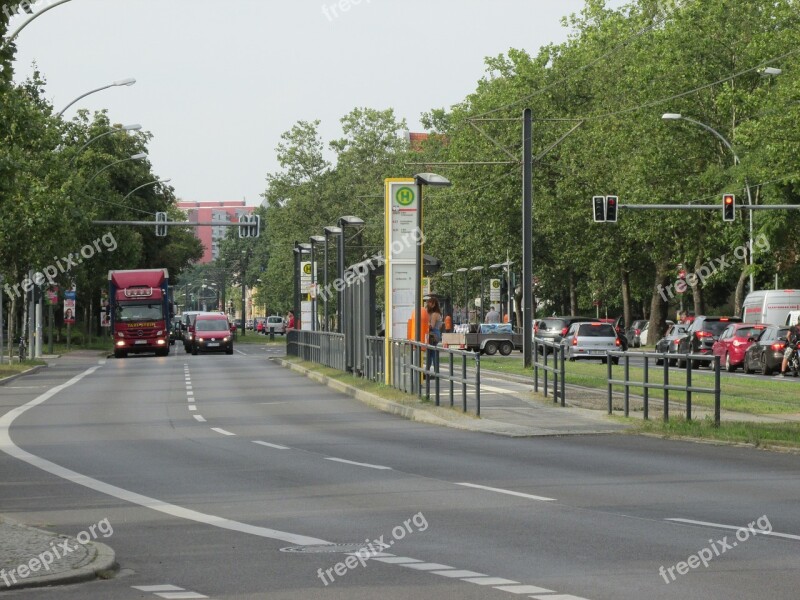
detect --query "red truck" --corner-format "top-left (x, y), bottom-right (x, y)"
top-left (109, 269), bottom-right (173, 359)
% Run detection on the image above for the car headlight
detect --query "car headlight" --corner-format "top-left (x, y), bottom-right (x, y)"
top-left (223, 336), bottom-right (230, 342)
top-left (198, 337), bottom-right (204, 343)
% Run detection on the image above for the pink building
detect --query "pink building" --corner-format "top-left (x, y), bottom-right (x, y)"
top-left (177, 201), bottom-right (254, 263)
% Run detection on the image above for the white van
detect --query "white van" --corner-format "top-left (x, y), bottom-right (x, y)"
top-left (741, 290), bottom-right (800, 325)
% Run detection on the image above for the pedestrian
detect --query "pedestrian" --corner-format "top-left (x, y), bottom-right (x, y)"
top-left (286, 310), bottom-right (295, 331)
top-left (425, 297), bottom-right (442, 375)
top-left (485, 305), bottom-right (501, 324)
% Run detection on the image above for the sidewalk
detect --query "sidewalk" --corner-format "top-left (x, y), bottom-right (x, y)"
top-left (0, 515), bottom-right (115, 590)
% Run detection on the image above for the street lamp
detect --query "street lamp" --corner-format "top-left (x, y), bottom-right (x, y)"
top-left (309, 235), bottom-right (326, 331)
top-left (323, 226), bottom-right (342, 331)
top-left (57, 78), bottom-right (137, 117)
top-left (456, 267), bottom-right (469, 324)
top-left (471, 266), bottom-right (485, 323)
top-left (71, 124), bottom-right (142, 161)
top-left (336, 216), bottom-right (365, 333)
top-left (122, 178), bottom-right (171, 202)
top-left (4, 0), bottom-right (75, 45)
top-left (84, 152), bottom-right (147, 188)
top-left (663, 112), bottom-right (756, 292)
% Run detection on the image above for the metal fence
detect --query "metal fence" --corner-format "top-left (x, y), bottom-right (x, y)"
top-left (533, 338), bottom-right (567, 406)
top-left (365, 335), bottom-right (385, 382)
top-left (287, 330), bottom-right (346, 371)
top-left (387, 338), bottom-right (482, 415)
top-left (606, 351), bottom-right (722, 425)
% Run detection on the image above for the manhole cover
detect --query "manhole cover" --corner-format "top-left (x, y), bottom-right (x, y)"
top-left (280, 543), bottom-right (370, 554)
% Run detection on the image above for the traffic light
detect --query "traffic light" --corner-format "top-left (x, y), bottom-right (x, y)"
top-left (722, 194), bottom-right (735, 222)
top-left (155, 212), bottom-right (168, 237)
top-left (249, 215), bottom-right (260, 238)
top-left (239, 214), bottom-right (250, 238)
top-left (593, 196), bottom-right (605, 222)
top-left (605, 195), bottom-right (618, 223)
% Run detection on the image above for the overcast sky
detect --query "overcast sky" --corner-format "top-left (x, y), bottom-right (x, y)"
top-left (11, 0), bottom-right (626, 205)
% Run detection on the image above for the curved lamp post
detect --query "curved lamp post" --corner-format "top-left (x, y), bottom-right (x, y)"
top-left (121, 178), bottom-right (171, 202)
top-left (57, 78), bottom-right (136, 117)
top-left (84, 152), bottom-right (147, 188)
top-left (663, 113), bottom-right (756, 292)
top-left (72, 124), bottom-right (142, 161)
top-left (4, 0), bottom-right (75, 46)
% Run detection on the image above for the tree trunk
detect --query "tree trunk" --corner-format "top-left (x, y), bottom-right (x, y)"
top-left (8, 295), bottom-right (16, 362)
top-left (649, 263), bottom-right (671, 345)
top-left (621, 269), bottom-right (631, 329)
top-left (569, 271), bottom-right (578, 315)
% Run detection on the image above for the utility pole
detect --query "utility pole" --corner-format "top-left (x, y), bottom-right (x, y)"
top-left (522, 109), bottom-right (533, 368)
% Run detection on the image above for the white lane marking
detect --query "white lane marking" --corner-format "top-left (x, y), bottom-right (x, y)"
top-left (156, 593), bottom-right (208, 600)
top-left (187, 391), bottom-right (194, 395)
top-left (400, 562), bottom-right (454, 571)
top-left (0, 365), bottom-right (330, 547)
top-left (98, 360), bottom-right (106, 365)
top-left (455, 482), bottom-right (556, 502)
top-left (493, 584), bottom-right (554, 594)
top-left (211, 427), bottom-right (236, 436)
top-left (253, 441), bottom-right (290, 450)
top-left (133, 585), bottom-right (184, 592)
top-left (188, 406), bottom-right (197, 412)
top-left (193, 415), bottom-right (206, 422)
top-left (324, 457), bottom-right (392, 470)
top-left (187, 398), bottom-right (195, 404)
top-left (258, 401), bottom-right (290, 405)
top-left (666, 518), bottom-right (800, 541)
top-left (481, 384), bottom-right (521, 394)
top-left (531, 595), bottom-right (592, 600)
top-left (461, 577), bottom-right (519, 585)
top-left (235, 349), bottom-right (247, 356)
top-left (432, 569), bottom-right (487, 578)
top-left (372, 557), bottom-right (422, 564)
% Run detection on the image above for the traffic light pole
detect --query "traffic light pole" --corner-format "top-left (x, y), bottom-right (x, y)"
top-left (522, 109), bottom-right (533, 368)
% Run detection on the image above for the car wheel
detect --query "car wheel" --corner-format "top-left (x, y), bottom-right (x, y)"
top-left (226, 346), bottom-right (234, 355)
top-left (484, 341), bottom-right (498, 356)
top-left (725, 353), bottom-right (735, 372)
top-left (611, 357), bottom-right (619, 365)
top-left (691, 359), bottom-right (702, 370)
top-left (743, 357), bottom-right (753, 374)
top-left (677, 358), bottom-right (686, 368)
top-left (114, 350), bottom-right (127, 359)
top-left (191, 345), bottom-right (199, 356)
top-left (668, 358), bottom-right (677, 367)
top-left (656, 358), bottom-right (663, 366)
top-left (499, 341), bottom-right (513, 356)
top-left (761, 355), bottom-right (772, 376)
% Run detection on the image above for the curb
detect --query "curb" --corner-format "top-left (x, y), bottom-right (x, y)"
top-left (0, 517), bottom-right (116, 591)
top-left (273, 358), bottom-right (584, 438)
top-left (0, 364), bottom-right (46, 387)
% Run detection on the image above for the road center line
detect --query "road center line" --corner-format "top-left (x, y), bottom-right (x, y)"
top-left (253, 441), bottom-right (290, 450)
top-left (324, 457), bottom-right (392, 470)
top-left (666, 518), bottom-right (800, 541)
top-left (211, 427), bottom-right (236, 436)
top-left (193, 415), bottom-right (207, 423)
top-left (454, 482), bottom-right (556, 502)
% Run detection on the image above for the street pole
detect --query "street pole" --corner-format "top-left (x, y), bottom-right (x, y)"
top-left (323, 239), bottom-right (329, 331)
top-left (522, 108), bottom-right (533, 368)
top-left (0, 275), bottom-right (4, 364)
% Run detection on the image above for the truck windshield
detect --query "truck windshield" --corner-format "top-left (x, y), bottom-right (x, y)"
top-left (116, 302), bottom-right (164, 322)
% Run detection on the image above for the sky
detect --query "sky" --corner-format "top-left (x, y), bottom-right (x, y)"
top-left (10, 0), bottom-right (627, 206)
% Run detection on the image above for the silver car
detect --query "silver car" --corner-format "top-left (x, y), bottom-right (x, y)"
top-left (265, 315), bottom-right (286, 335)
top-left (562, 322), bottom-right (621, 363)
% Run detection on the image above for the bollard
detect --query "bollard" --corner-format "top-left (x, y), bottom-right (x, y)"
top-left (643, 355), bottom-right (649, 420)
top-left (624, 353), bottom-right (630, 417)
top-left (686, 355), bottom-right (692, 421)
top-left (714, 355), bottom-right (721, 427)
top-left (663, 356), bottom-right (670, 422)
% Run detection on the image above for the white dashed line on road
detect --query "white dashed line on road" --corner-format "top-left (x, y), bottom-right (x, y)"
top-left (666, 518), bottom-right (800, 541)
top-left (253, 441), bottom-right (290, 450)
top-left (454, 482), bottom-right (556, 502)
top-left (211, 427), bottom-right (236, 436)
top-left (193, 415), bottom-right (206, 422)
top-left (324, 457), bottom-right (392, 470)
top-left (131, 585), bottom-right (209, 599)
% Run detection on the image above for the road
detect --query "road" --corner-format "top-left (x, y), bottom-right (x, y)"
top-left (1, 346), bottom-right (798, 599)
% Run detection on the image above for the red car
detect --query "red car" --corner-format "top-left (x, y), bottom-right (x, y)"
top-left (712, 323), bottom-right (767, 372)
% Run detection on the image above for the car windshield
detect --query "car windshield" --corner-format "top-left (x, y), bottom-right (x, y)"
top-left (196, 320), bottom-right (229, 332)
top-left (116, 302), bottom-right (163, 322)
top-left (578, 324), bottom-right (616, 337)
top-left (736, 326), bottom-right (763, 338)
top-left (268, 317), bottom-right (283, 324)
top-left (541, 319), bottom-right (565, 331)
top-left (705, 320), bottom-right (736, 336)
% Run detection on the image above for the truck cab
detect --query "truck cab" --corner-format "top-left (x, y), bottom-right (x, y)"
top-left (109, 269), bottom-right (172, 358)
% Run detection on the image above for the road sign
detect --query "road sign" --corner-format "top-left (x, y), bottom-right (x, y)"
top-left (490, 278), bottom-right (501, 301)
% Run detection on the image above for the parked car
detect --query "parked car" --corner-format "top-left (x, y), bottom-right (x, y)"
top-left (561, 322), bottom-right (622, 363)
top-left (191, 313), bottom-right (234, 355)
top-left (654, 323), bottom-right (689, 365)
top-left (675, 315), bottom-right (742, 368)
top-left (626, 319), bottom-right (649, 348)
top-left (742, 326), bottom-right (792, 375)
top-left (712, 323), bottom-right (767, 372)
top-left (534, 316), bottom-right (600, 352)
top-left (639, 320), bottom-right (673, 347)
top-left (265, 315), bottom-right (286, 335)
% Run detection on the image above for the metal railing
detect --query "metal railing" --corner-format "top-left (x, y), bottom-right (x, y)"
top-left (286, 330), bottom-right (346, 371)
top-left (387, 338), bottom-right (481, 415)
top-left (365, 336), bottom-right (385, 382)
top-left (533, 338), bottom-right (566, 406)
top-left (606, 351), bottom-right (722, 425)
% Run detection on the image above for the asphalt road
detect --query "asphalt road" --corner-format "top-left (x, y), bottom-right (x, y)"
top-left (1, 346), bottom-right (798, 599)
